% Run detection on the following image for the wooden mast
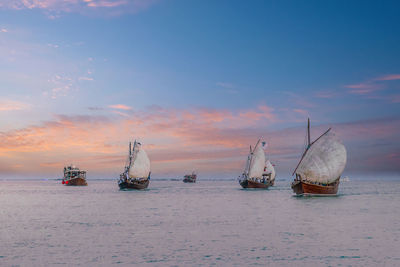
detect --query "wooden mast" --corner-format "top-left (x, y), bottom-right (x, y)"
top-left (307, 118), bottom-right (311, 147)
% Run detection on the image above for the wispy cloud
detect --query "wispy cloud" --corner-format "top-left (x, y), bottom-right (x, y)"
top-left (0, 0), bottom-right (160, 17)
top-left (345, 73), bottom-right (400, 96)
top-left (0, 28), bottom-right (7, 32)
top-left (375, 74), bottom-right (400, 81)
top-left (108, 104), bottom-right (132, 110)
top-left (314, 90), bottom-right (337, 99)
top-left (78, 76), bottom-right (94, 81)
top-left (0, 99), bottom-right (30, 111)
top-left (216, 82), bottom-right (234, 89)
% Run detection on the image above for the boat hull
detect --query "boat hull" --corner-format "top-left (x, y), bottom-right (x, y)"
top-left (64, 177), bottom-right (87, 186)
top-left (119, 179), bottom-right (149, 190)
top-left (291, 179), bottom-right (339, 196)
top-left (183, 174), bottom-right (196, 183)
top-left (240, 179), bottom-right (270, 189)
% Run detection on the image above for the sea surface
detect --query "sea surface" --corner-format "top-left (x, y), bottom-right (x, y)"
top-left (0, 179), bottom-right (399, 266)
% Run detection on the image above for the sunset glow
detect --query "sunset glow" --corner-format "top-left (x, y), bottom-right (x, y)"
top-left (1, 0), bottom-right (399, 179)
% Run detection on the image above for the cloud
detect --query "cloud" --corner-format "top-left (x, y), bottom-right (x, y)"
top-left (1, 103), bottom-right (399, 178)
top-left (346, 83), bottom-right (383, 95)
top-left (108, 104), bottom-right (132, 110)
top-left (314, 90), bottom-right (338, 99)
top-left (78, 76), bottom-right (94, 81)
top-left (375, 74), bottom-right (400, 81)
top-left (0, 28), bottom-right (7, 32)
top-left (0, 99), bottom-right (30, 111)
top-left (345, 73), bottom-right (400, 96)
top-left (0, 0), bottom-right (160, 17)
top-left (0, 104), bottom-right (280, 177)
top-left (216, 82), bottom-right (234, 89)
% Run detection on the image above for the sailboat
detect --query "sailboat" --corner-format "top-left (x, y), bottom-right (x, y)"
top-left (183, 171), bottom-right (197, 183)
top-left (291, 118), bottom-right (347, 196)
top-left (264, 160), bottom-right (276, 186)
top-left (118, 140), bottom-right (151, 190)
top-left (238, 139), bottom-right (274, 189)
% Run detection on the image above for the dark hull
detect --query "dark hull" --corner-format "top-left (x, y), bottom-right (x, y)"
top-left (64, 177), bottom-right (87, 186)
top-left (119, 179), bottom-right (149, 190)
top-left (183, 178), bottom-right (196, 183)
top-left (291, 179), bottom-right (339, 196)
top-left (240, 179), bottom-right (270, 189)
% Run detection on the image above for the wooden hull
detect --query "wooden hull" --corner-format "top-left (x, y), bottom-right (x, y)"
top-left (64, 177), bottom-right (87, 186)
top-left (119, 179), bottom-right (149, 190)
top-left (291, 179), bottom-right (339, 196)
top-left (240, 179), bottom-right (270, 189)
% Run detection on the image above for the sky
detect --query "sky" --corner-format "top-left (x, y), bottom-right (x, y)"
top-left (0, 0), bottom-right (399, 179)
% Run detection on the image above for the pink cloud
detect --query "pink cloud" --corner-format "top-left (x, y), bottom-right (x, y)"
top-left (0, 105), bottom-right (278, 177)
top-left (0, 99), bottom-right (30, 111)
top-left (1, 104), bottom-right (399, 177)
top-left (375, 74), bottom-right (400, 81)
top-left (108, 104), bottom-right (132, 110)
top-left (346, 73), bottom-right (400, 96)
top-left (315, 90), bottom-right (336, 98)
top-left (0, 0), bottom-right (160, 17)
top-left (344, 82), bottom-right (383, 95)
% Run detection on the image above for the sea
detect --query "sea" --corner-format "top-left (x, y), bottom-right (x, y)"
top-left (0, 179), bottom-right (399, 266)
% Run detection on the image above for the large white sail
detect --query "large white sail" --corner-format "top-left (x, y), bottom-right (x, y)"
top-left (296, 131), bottom-right (346, 184)
top-left (248, 143), bottom-right (266, 179)
top-left (128, 143), bottom-right (151, 179)
top-left (265, 160), bottom-right (276, 181)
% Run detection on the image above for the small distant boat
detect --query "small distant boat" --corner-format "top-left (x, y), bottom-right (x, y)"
top-left (238, 139), bottom-right (274, 189)
top-left (183, 172), bottom-right (197, 183)
top-left (118, 140), bottom-right (151, 190)
top-left (291, 118), bottom-right (347, 196)
top-left (62, 165), bottom-right (87, 186)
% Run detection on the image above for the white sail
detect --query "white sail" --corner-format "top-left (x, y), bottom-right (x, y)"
top-left (296, 131), bottom-right (346, 184)
top-left (265, 160), bottom-right (276, 181)
top-left (248, 143), bottom-right (266, 179)
top-left (128, 143), bottom-right (151, 179)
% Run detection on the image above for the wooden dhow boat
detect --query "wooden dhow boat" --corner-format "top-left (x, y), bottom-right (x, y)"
top-left (291, 119), bottom-right (347, 196)
top-left (264, 160), bottom-right (276, 186)
top-left (62, 165), bottom-right (87, 186)
top-left (118, 140), bottom-right (151, 190)
top-left (183, 172), bottom-right (197, 183)
top-left (238, 139), bottom-right (275, 189)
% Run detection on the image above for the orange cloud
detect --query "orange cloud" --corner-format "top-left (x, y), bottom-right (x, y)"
top-left (0, 105), bottom-right (278, 177)
top-left (0, 99), bottom-right (30, 111)
top-left (1, 105), bottom-right (399, 178)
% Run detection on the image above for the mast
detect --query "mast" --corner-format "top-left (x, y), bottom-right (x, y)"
top-left (127, 141), bottom-right (132, 172)
top-left (307, 118), bottom-right (311, 148)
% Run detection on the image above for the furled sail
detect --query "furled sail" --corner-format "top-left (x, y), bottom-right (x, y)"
top-left (265, 160), bottom-right (276, 181)
top-left (296, 131), bottom-right (346, 184)
top-left (248, 143), bottom-right (266, 179)
top-left (128, 142), bottom-right (151, 179)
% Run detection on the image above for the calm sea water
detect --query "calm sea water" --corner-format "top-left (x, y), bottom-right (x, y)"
top-left (0, 179), bottom-right (399, 266)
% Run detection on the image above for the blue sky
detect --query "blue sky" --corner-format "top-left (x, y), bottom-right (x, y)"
top-left (0, 0), bottom-right (399, 178)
